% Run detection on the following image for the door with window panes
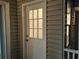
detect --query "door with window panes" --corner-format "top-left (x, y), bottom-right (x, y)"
top-left (26, 2), bottom-right (46, 59)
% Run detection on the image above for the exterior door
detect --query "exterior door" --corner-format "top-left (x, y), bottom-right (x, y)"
top-left (26, 2), bottom-right (46, 59)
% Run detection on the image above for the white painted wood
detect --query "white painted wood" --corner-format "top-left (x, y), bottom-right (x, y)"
top-left (5, 4), bottom-right (10, 59)
top-left (22, 5), bottom-right (27, 59)
top-left (0, 1), bottom-right (10, 59)
top-left (26, 3), bottom-right (46, 59)
top-left (22, 0), bottom-right (44, 6)
top-left (67, 52), bottom-right (69, 59)
top-left (73, 53), bottom-right (75, 59)
top-left (0, 1), bottom-right (8, 5)
top-left (64, 48), bottom-right (79, 59)
top-left (75, 7), bottom-right (79, 11)
top-left (22, 0), bottom-right (46, 59)
top-left (64, 49), bottom-right (79, 54)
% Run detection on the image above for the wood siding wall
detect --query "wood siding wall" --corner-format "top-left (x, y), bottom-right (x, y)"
top-left (1, 0), bottom-right (18, 59)
top-left (17, 0), bottom-right (23, 59)
top-left (17, 0), bottom-right (64, 59)
top-left (46, 0), bottom-right (63, 59)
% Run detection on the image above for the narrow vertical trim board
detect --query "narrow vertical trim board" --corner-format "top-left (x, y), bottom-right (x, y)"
top-left (62, 0), bottom-right (65, 59)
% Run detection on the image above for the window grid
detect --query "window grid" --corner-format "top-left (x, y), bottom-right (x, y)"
top-left (29, 18), bottom-right (43, 20)
top-left (28, 8), bottom-right (43, 39)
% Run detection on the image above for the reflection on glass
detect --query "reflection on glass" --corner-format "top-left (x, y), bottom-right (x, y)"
top-left (34, 20), bottom-right (37, 28)
top-left (29, 29), bottom-right (33, 37)
top-left (34, 10), bottom-right (37, 19)
top-left (66, 26), bottom-right (69, 47)
top-left (67, 5), bottom-right (71, 13)
top-left (29, 10), bottom-right (33, 19)
top-left (66, 5), bottom-right (71, 47)
top-left (38, 19), bottom-right (43, 28)
top-left (34, 29), bottom-right (37, 38)
top-left (29, 20), bottom-right (33, 28)
top-left (67, 13), bottom-right (71, 25)
top-left (38, 8), bottom-right (43, 18)
top-left (38, 29), bottom-right (43, 39)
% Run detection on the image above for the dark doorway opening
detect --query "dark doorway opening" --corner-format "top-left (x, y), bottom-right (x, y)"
top-left (64, 0), bottom-right (79, 59)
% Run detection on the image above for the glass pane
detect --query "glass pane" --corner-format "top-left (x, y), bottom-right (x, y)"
top-left (34, 29), bottom-right (37, 38)
top-left (29, 20), bottom-right (33, 28)
top-left (29, 10), bottom-right (33, 19)
top-left (34, 10), bottom-right (37, 19)
top-left (38, 19), bottom-right (43, 28)
top-left (38, 29), bottom-right (43, 39)
top-left (67, 13), bottom-right (71, 25)
top-left (67, 3), bottom-right (71, 13)
top-left (38, 8), bottom-right (43, 18)
top-left (34, 20), bottom-right (37, 28)
top-left (66, 26), bottom-right (69, 47)
top-left (29, 29), bottom-right (33, 37)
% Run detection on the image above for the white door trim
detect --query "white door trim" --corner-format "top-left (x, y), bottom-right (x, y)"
top-left (0, 1), bottom-right (10, 59)
top-left (22, 0), bottom-right (44, 6)
top-left (22, 0), bottom-right (46, 59)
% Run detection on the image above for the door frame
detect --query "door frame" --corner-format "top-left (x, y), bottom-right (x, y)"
top-left (75, 7), bottom-right (79, 58)
top-left (22, 0), bottom-right (46, 59)
top-left (0, 1), bottom-right (10, 59)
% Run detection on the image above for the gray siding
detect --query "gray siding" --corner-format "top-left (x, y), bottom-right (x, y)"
top-left (17, 0), bottom-right (64, 59)
top-left (10, 1), bottom-right (18, 59)
top-left (46, 0), bottom-right (63, 59)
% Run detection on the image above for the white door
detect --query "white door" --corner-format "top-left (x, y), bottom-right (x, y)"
top-left (26, 2), bottom-right (46, 59)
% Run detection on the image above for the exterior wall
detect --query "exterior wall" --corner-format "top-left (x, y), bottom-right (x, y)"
top-left (2, 0), bottom-right (64, 59)
top-left (17, 0), bottom-right (64, 59)
top-left (0, 0), bottom-right (18, 59)
top-left (0, 0), bottom-right (64, 59)
top-left (17, 0), bottom-right (23, 59)
top-left (46, 0), bottom-right (64, 59)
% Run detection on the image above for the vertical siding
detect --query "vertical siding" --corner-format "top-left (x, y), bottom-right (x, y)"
top-left (1, 0), bottom-right (18, 59)
top-left (46, 0), bottom-right (63, 59)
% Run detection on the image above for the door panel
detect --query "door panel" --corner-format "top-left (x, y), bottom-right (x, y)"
top-left (26, 2), bottom-right (46, 59)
